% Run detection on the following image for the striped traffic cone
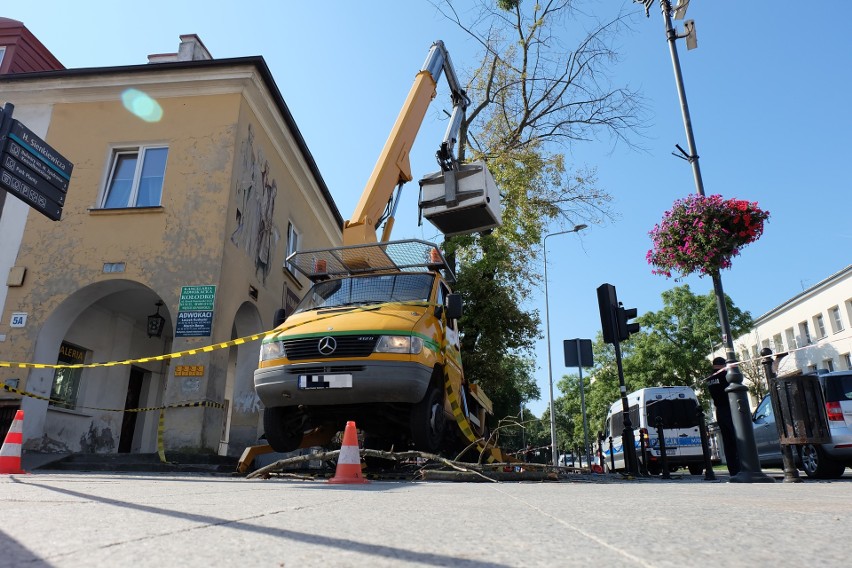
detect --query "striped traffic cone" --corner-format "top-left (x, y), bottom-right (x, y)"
top-left (328, 421), bottom-right (369, 484)
top-left (0, 410), bottom-right (27, 474)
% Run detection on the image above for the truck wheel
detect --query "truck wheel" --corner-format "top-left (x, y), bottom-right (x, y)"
top-left (411, 386), bottom-right (446, 453)
top-left (801, 444), bottom-right (846, 479)
top-left (263, 407), bottom-right (304, 453)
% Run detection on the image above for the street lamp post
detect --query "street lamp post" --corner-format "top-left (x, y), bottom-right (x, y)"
top-left (544, 224), bottom-right (587, 466)
top-left (652, 0), bottom-right (771, 482)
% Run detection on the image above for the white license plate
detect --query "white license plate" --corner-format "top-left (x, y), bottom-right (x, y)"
top-left (298, 374), bottom-right (353, 389)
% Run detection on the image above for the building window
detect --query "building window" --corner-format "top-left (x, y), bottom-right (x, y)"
top-left (101, 146), bottom-right (168, 208)
top-left (785, 328), bottom-right (796, 350)
top-left (773, 334), bottom-right (784, 353)
top-left (285, 221), bottom-right (300, 274)
top-left (843, 353), bottom-right (852, 370)
top-left (799, 321), bottom-right (811, 345)
top-left (824, 359), bottom-right (835, 372)
top-left (830, 306), bottom-right (844, 333)
top-left (50, 341), bottom-right (87, 409)
top-left (808, 364), bottom-right (818, 373)
top-left (814, 314), bottom-right (826, 339)
top-left (0, 46), bottom-right (6, 68)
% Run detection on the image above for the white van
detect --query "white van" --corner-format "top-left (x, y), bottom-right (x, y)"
top-left (603, 386), bottom-right (705, 475)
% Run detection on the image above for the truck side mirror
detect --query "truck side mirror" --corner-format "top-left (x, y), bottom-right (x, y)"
top-left (273, 308), bottom-right (287, 328)
top-left (446, 294), bottom-right (462, 321)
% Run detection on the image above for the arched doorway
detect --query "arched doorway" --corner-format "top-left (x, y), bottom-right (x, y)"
top-left (219, 301), bottom-right (263, 456)
top-left (23, 280), bottom-right (172, 454)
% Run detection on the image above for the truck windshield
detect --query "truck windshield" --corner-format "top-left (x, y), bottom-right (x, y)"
top-left (295, 273), bottom-right (435, 313)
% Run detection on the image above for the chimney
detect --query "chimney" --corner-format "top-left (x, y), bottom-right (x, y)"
top-left (148, 34), bottom-right (212, 64)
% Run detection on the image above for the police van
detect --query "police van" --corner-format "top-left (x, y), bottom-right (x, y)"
top-left (603, 386), bottom-right (705, 475)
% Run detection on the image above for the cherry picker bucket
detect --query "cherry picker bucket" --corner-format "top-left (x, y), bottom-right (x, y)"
top-left (418, 160), bottom-right (501, 237)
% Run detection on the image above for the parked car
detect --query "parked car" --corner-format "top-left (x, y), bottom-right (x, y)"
top-left (752, 370), bottom-right (852, 479)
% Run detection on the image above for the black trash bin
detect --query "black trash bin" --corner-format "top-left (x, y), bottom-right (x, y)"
top-left (769, 373), bottom-right (831, 446)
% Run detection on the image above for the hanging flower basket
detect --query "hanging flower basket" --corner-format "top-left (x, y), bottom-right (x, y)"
top-left (647, 194), bottom-right (769, 278)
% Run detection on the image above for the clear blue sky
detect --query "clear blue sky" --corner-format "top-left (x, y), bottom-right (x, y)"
top-left (6, 1), bottom-right (851, 416)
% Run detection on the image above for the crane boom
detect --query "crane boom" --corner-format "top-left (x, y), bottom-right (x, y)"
top-left (343, 41), bottom-right (469, 245)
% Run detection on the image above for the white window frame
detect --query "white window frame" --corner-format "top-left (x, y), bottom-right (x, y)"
top-left (814, 314), bottom-right (827, 339)
top-left (799, 321), bottom-right (811, 345)
top-left (830, 306), bottom-right (844, 333)
top-left (0, 46), bottom-right (6, 68)
top-left (785, 328), bottom-right (796, 350)
top-left (100, 145), bottom-right (168, 209)
top-left (285, 221), bottom-right (300, 274)
top-left (844, 353), bottom-right (852, 370)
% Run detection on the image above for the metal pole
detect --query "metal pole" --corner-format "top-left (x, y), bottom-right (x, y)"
top-left (543, 234), bottom-right (558, 466)
top-left (614, 340), bottom-right (639, 475)
top-left (656, 0), bottom-right (772, 483)
top-left (543, 225), bottom-right (585, 466)
top-left (576, 339), bottom-right (591, 467)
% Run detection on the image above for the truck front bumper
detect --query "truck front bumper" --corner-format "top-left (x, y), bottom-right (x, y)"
top-left (254, 360), bottom-right (434, 408)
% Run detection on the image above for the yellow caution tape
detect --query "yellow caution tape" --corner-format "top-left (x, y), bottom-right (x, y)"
top-left (0, 331), bottom-right (270, 370)
top-left (444, 377), bottom-right (496, 464)
top-left (157, 409), bottom-right (169, 463)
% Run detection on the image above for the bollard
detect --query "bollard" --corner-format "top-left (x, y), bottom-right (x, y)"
top-left (608, 436), bottom-right (615, 472)
top-left (655, 416), bottom-right (671, 479)
top-left (697, 407), bottom-right (716, 481)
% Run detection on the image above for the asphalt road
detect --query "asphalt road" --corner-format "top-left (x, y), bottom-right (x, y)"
top-left (1, 470), bottom-right (850, 567)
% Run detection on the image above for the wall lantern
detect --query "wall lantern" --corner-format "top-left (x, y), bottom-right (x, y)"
top-left (147, 301), bottom-right (166, 338)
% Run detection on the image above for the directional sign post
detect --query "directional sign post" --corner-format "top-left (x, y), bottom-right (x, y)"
top-left (0, 103), bottom-right (73, 221)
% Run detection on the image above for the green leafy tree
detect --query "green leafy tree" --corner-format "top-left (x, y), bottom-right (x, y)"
top-left (432, 0), bottom-right (645, 423)
top-left (552, 372), bottom-right (593, 455)
top-left (629, 285), bottom-right (753, 393)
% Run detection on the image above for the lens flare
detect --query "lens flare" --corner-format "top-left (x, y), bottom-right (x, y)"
top-left (121, 89), bottom-right (163, 122)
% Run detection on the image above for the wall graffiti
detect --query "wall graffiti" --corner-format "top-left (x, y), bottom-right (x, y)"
top-left (233, 389), bottom-right (262, 414)
top-left (230, 124), bottom-right (279, 283)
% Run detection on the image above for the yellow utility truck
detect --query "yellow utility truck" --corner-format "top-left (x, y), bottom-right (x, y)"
top-left (253, 41), bottom-right (501, 456)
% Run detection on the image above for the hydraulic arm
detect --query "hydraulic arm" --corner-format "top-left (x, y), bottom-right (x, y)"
top-left (342, 41), bottom-right (470, 245)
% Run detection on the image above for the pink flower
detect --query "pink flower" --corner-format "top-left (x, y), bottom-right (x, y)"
top-left (647, 194), bottom-right (769, 279)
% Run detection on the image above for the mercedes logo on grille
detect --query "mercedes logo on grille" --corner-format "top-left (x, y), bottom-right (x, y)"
top-left (317, 336), bottom-right (337, 356)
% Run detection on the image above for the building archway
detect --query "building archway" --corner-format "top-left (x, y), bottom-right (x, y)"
top-left (219, 301), bottom-right (263, 456)
top-left (22, 280), bottom-right (172, 454)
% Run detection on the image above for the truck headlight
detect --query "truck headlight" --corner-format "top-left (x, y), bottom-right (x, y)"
top-left (374, 335), bottom-right (423, 354)
top-left (259, 340), bottom-right (286, 361)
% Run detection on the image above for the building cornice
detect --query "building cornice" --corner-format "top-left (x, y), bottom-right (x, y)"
top-left (753, 264), bottom-right (852, 326)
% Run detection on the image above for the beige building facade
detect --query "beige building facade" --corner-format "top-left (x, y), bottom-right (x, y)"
top-left (0, 36), bottom-right (342, 457)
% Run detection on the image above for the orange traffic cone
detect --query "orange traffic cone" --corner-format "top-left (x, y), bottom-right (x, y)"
top-left (0, 409), bottom-right (27, 474)
top-left (328, 421), bottom-right (369, 484)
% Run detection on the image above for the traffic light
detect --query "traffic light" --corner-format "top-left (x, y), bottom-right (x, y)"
top-left (596, 284), bottom-right (619, 344)
top-left (598, 283), bottom-right (640, 344)
top-left (616, 304), bottom-right (640, 341)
